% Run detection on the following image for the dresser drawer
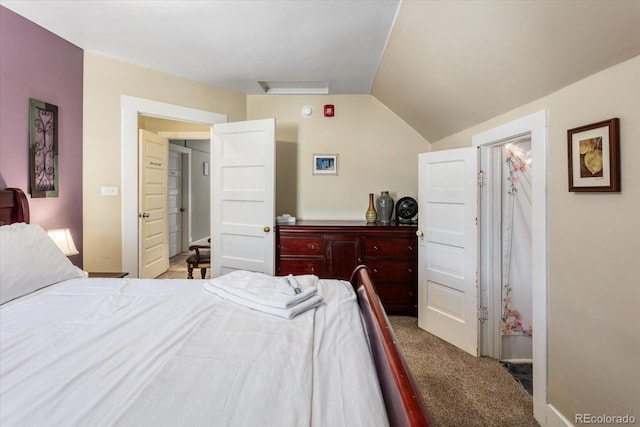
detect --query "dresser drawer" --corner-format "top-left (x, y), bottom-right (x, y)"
top-left (277, 259), bottom-right (325, 276)
top-left (364, 238), bottom-right (416, 257)
top-left (367, 260), bottom-right (416, 282)
top-left (375, 282), bottom-right (416, 305)
top-left (279, 236), bottom-right (324, 256)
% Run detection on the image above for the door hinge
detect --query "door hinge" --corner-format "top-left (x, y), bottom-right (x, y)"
top-left (478, 306), bottom-right (488, 322)
top-left (477, 170), bottom-right (485, 187)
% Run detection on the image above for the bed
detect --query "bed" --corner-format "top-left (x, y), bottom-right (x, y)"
top-left (0, 188), bottom-right (432, 427)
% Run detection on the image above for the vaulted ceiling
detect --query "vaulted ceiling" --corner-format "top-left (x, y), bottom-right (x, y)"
top-left (2, 0), bottom-right (640, 141)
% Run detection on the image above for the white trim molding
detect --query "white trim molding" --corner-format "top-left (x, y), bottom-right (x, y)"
top-left (546, 404), bottom-right (575, 427)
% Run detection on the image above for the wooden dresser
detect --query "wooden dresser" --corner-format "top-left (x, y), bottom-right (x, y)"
top-left (276, 220), bottom-right (418, 316)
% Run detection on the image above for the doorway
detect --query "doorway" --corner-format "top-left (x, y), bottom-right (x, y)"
top-left (473, 110), bottom-right (547, 425)
top-left (121, 96), bottom-right (226, 278)
top-left (167, 138), bottom-right (211, 248)
top-left (138, 116), bottom-right (211, 278)
top-left (480, 138), bottom-right (534, 362)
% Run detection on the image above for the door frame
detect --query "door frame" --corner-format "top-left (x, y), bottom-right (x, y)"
top-left (121, 96), bottom-right (226, 277)
top-left (472, 110), bottom-right (547, 425)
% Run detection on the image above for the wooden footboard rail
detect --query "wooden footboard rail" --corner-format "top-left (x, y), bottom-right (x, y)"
top-left (350, 265), bottom-right (433, 427)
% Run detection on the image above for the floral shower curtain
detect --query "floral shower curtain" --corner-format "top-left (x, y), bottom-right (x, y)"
top-left (502, 142), bottom-right (533, 340)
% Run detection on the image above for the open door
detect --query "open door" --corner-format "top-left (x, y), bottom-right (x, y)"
top-left (139, 129), bottom-right (169, 278)
top-left (212, 118), bottom-right (275, 276)
top-left (417, 147), bottom-right (479, 356)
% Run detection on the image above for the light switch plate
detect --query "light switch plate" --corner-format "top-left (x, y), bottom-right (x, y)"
top-left (101, 186), bottom-right (118, 196)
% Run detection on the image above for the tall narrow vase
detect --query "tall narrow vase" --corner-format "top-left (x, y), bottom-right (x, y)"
top-left (365, 193), bottom-right (377, 223)
top-left (376, 191), bottom-right (394, 224)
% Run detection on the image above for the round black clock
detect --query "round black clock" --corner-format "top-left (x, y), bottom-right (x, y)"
top-left (395, 196), bottom-right (418, 224)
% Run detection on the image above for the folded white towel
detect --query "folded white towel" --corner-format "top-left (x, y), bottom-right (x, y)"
top-left (204, 270), bottom-right (319, 309)
top-left (205, 285), bottom-right (323, 319)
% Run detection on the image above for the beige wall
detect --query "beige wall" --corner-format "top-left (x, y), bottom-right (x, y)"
top-left (433, 55), bottom-right (640, 420)
top-left (83, 51), bottom-right (246, 272)
top-left (247, 95), bottom-right (430, 219)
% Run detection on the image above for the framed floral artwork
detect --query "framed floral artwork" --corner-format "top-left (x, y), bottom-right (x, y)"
top-left (567, 118), bottom-right (620, 192)
top-left (29, 98), bottom-right (59, 198)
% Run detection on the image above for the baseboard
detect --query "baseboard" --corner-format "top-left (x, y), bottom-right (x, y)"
top-left (545, 404), bottom-right (574, 427)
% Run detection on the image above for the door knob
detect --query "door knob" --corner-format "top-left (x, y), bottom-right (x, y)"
top-left (140, 212), bottom-right (150, 218)
top-left (415, 229), bottom-right (424, 238)
top-left (263, 226), bottom-right (271, 233)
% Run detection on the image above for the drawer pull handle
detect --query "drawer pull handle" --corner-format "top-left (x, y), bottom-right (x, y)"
top-left (310, 244), bottom-right (316, 250)
top-left (310, 267), bottom-right (315, 273)
top-left (408, 246), bottom-right (413, 251)
top-left (373, 268), bottom-right (378, 273)
top-left (373, 245), bottom-right (379, 251)
top-left (408, 268), bottom-right (413, 273)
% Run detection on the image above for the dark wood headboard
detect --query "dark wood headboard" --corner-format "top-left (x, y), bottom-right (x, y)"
top-left (0, 188), bottom-right (30, 225)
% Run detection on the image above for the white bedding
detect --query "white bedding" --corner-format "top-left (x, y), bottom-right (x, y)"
top-left (0, 276), bottom-right (389, 427)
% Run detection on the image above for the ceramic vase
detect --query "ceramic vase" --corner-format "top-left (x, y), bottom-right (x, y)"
top-left (365, 193), bottom-right (377, 223)
top-left (376, 191), bottom-right (394, 224)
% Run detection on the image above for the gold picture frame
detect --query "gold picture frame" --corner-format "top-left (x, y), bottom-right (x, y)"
top-left (567, 118), bottom-right (620, 192)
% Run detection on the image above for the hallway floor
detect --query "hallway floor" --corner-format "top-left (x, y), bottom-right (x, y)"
top-left (156, 252), bottom-right (211, 280)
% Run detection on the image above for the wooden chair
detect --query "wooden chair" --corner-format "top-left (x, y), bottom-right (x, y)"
top-left (186, 240), bottom-right (211, 279)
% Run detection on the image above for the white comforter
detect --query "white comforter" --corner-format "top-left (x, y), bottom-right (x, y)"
top-left (0, 276), bottom-right (389, 427)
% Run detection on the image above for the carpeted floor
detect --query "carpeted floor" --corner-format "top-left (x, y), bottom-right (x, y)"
top-left (388, 315), bottom-right (539, 426)
top-left (158, 260), bottom-right (538, 426)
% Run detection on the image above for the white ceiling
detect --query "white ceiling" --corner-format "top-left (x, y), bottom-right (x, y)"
top-left (0, 0), bottom-right (400, 95)
top-left (2, 0), bottom-right (640, 141)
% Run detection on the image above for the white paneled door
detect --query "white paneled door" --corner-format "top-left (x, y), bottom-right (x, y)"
top-left (139, 130), bottom-right (169, 278)
top-left (212, 119), bottom-right (275, 276)
top-left (417, 147), bottom-right (479, 356)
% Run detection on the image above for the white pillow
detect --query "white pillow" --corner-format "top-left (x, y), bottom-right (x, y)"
top-left (0, 223), bottom-right (84, 304)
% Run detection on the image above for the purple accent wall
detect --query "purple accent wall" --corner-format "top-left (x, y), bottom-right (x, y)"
top-left (0, 6), bottom-right (84, 266)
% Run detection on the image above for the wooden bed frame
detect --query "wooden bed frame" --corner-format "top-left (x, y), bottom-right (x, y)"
top-left (0, 188), bottom-right (29, 226)
top-left (0, 187), bottom-right (433, 427)
top-left (350, 264), bottom-right (433, 426)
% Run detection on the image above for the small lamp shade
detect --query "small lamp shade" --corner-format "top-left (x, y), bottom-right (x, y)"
top-left (47, 228), bottom-right (79, 256)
